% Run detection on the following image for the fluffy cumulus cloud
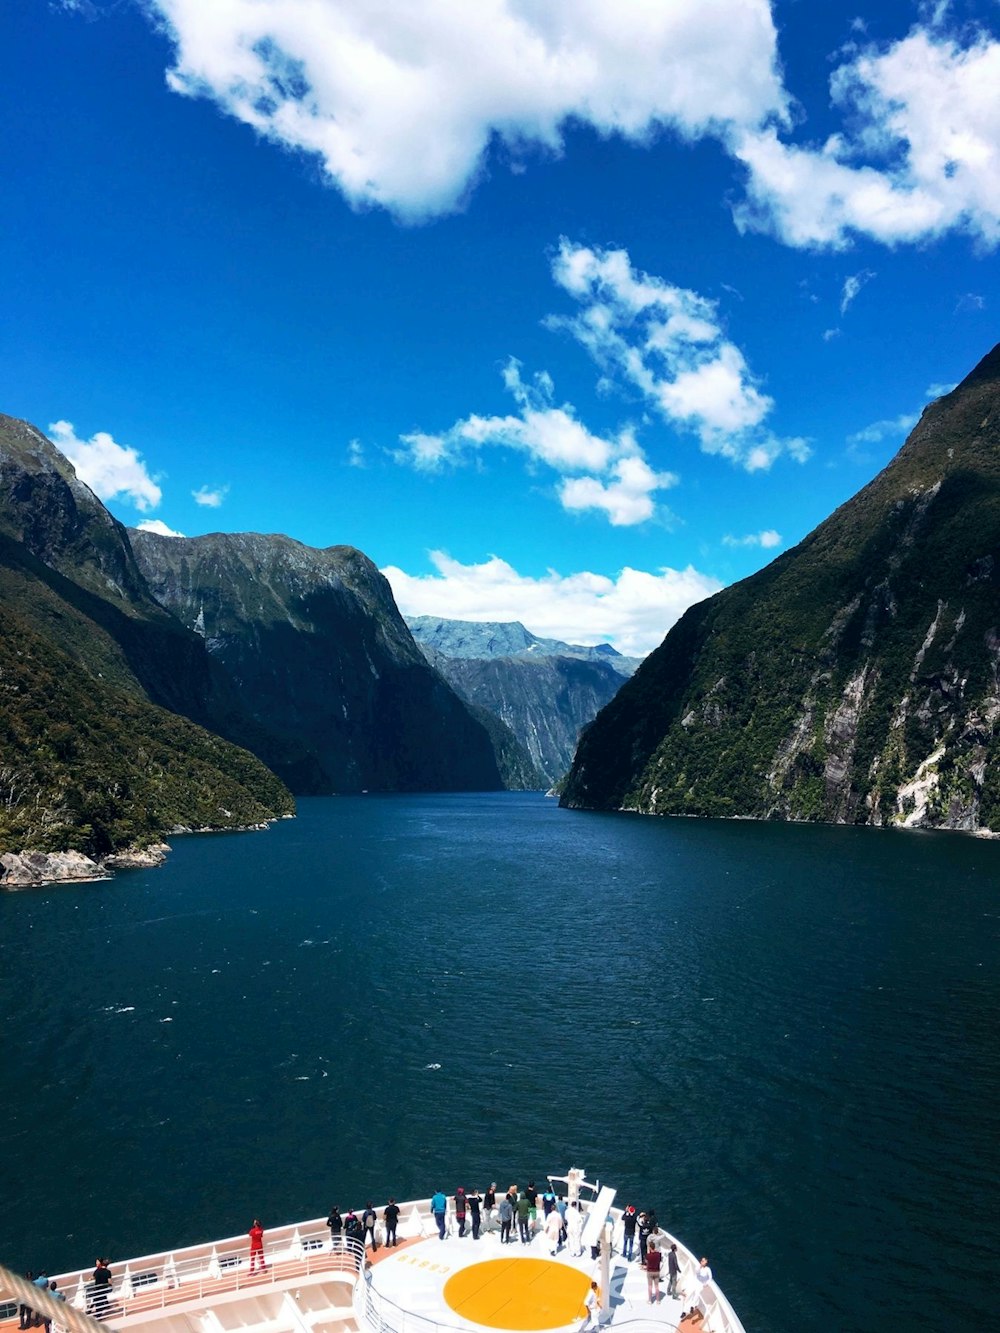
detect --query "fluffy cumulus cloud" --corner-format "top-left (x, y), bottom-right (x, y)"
top-left (396, 359), bottom-right (677, 526)
top-left (722, 529), bottom-right (782, 548)
top-left (141, 3), bottom-right (1000, 250)
top-left (733, 24), bottom-right (1000, 249)
top-left (550, 241), bottom-right (809, 471)
top-left (136, 518), bottom-right (186, 537)
top-left (382, 551), bottom-right (723, 657)
top-left (48, 420), bottom-right (162, 511)
top-left (145, 0), bottom-right (786, 219)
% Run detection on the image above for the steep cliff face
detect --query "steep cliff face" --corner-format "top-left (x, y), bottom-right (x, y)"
top-left (562, 344), bottom-right (1000, 833)
top-left (130, 532), bottom-right (504, 794)
top-left (0, 416), bottom-right (294, 859)
top-left (408, 617), bottom-right (638, 786)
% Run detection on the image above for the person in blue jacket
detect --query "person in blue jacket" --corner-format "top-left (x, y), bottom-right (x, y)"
top-left (430, 1190), bottom-right (447, 1239)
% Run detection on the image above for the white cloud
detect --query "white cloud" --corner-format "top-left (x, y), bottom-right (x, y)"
top-left (192, 484), bottom-right (229, 508)
top-left (822, 328), bottom-right (841, 341)
top-left (48, 419), bottom-right (162, 512)
top-left (550, 240), bottom-right (810, 471)
top-left (135, 4), bottom-right (1000, 252)
top-left (144, 0), bottom-right (786, 220)
top-left (382, 550), bottom-right (723, 657)
top-left (955, 292), bottom-right (986, 312)
top-left (347, 438), bottom-right (366, 467)
top-left (722, 529), bottom-right (782, 548)
top-left (733, 26), bottom-right (1000, 249)
top-left (840, 269), bottom-right (875, 314)
top-left (847, 412), bottom-right (919, 447)
top-left (396, 359), bottom-right (677, 526)
top-left (136, 519), bottom-right (186, 537)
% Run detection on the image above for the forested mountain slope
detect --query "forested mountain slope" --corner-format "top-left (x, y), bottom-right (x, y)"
top-left (0, 414), bottom-right (294, 866)
top-left (562, 344), bottom-right (1000, 832)
top-left (131, 531), bottom-right (505, 794)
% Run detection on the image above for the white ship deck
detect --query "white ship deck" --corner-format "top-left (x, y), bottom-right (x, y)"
top-left (2, 1186), bottom-right (745, 1333)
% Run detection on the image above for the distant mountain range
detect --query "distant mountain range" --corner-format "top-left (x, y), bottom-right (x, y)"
top-left (407, 617), bottom-right (640, 786)
top-left (562, 343), bottom-right (1000, 834)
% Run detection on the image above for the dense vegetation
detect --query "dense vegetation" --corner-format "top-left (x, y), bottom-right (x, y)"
top-left (563, 344), bottom-right (1000, 832)
top-left (0, 610), bottom-right (293, 856)
top-left (130, 530), bottom-right (505, 794)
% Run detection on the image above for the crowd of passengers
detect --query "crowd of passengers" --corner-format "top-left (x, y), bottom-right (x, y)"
top-left (16, 1187), bottom-right (713, 1327)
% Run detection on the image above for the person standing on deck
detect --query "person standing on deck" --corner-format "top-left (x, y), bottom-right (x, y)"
top-left (32, 1273), bottom-right (50, 1327)
top-left (483, 1183), bottom-right (497, 1222)
top-left (666, 1244), bottom-right (681, 1298)
top-left (361, 1203), bottom-right (378, 1251)
top-left (383, 1199), bottom-right (400, 1247)
top-left (467, 1187), bottom-right (482, 1239)
top-left (556, 1195), bottom-right (568, 1244)
top-left (454, 1187), bottom-right (467, 1237)
top-left (498, 1193), bottom-right (514, 1244)
top-left (516, 1191), bottom-right (531, 1243)
top-left (645, 1242), bottom-right (662, 1303)
top-left (621, 1205), bottom-right (638, 1260)
top-left (42, 1280), bottom-right (65, 1333)
top-left (544, 1206), bottom-right (562, 1255)
top-left (580, 1281), bottom-right (600, 1331)
top-left (637, 1212), bottom-right (652, 1266)
top-left (326, 1207), bottom-right (343, 1250)
top-left (91, 1260), bottom-right (112, 1319)
top-left (430, 1190), bottom-right (447, 1239)
top-left (566, 1200), bottom-right (583, 1256)
top-left (248, 1222), bottom-right (266, 1273)
top-left (525, 1180), bottom-right (538, 1228)
top-left (695, 1257), bottom-right (713, 1311)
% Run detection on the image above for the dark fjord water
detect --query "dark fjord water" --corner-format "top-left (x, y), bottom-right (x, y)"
top-left (2, 794), bottom-right (998, 1333)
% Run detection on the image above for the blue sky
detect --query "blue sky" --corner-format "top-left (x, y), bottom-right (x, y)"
top-left (1, 0), bottom-right (997, 654)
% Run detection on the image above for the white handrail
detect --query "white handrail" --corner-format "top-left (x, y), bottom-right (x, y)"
top-left (39, 1195), bottom-right (744, 1333)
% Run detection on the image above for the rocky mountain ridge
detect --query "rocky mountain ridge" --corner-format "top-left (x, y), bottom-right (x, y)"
top-left (407, 617), bottom-right (641, 786)
top-left (129, 530), bottom-right (506, 794)
top-left (562, 343), bottom-right (1000, 833)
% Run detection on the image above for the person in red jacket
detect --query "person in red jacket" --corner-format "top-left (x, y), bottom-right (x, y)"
top-left (248, 1220), bottom-right (266, 1273)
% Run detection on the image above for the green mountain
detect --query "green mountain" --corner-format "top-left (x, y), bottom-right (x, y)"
top-left (0, 413), bottom-right (294, 862)
top-left (562, 344), bottom-right (1000, 833)
top-left (129, 530), bottom-right (505, 794)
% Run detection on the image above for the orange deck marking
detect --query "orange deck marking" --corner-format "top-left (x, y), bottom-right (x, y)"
top-left (443, 1258), bottom-right (590, 1330)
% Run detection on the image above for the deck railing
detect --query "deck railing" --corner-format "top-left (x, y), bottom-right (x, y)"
top-left (40, 1198), bottom-right (744, 1333)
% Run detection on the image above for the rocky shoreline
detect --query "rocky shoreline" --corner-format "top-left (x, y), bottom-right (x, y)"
top-left (0, 843), bottom-right (171, 890)
top-left (0, 816), bottom-right (292, 890)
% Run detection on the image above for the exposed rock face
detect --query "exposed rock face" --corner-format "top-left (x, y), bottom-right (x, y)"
top-left (408, 617), bottom-right (639, 786)
top-left (0, 843), bottom-right (172, 888)
top-left (130, 532), bottom-right (504, 794)
top-left (562, 343), bottom-right (1000, 833)
top-left (0, 849), bottom-right (105, 888)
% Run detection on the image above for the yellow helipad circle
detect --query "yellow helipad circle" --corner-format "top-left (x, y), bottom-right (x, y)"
top-left (443, 1257), bottom-right (590, 1330)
